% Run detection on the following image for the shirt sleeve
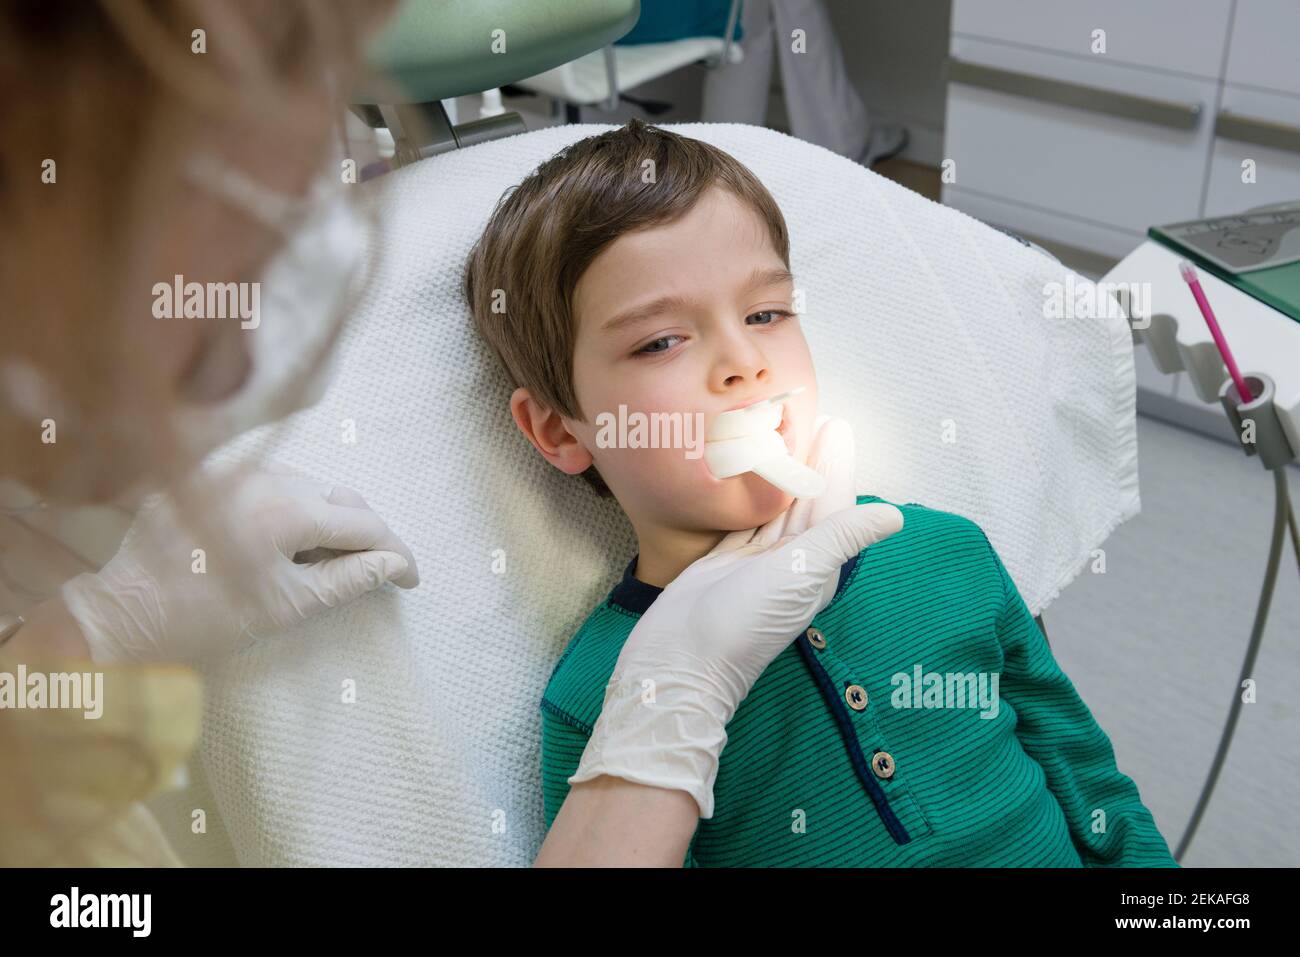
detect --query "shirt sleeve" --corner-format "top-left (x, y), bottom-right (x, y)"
top-left (982, 536), bottom-right (1179, 868)
top-left (540, 700), bottom-right (590, 834)
top-left (540, 699), bottom-right (698, 866)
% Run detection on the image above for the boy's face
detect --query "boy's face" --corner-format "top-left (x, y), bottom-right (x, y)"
top-left (562, 185), bottom-right (819, 533)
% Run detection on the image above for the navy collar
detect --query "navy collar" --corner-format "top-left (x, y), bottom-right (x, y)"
top-left (609, 550), bottom-right (862, 616)
top-left (609, 555), bottom-right (665, 615)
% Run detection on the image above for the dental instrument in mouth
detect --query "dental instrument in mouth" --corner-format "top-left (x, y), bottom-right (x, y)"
top-left (743, 386), bottom-right (804, 410)
top-left (704, 385), bottom-right (827, 498)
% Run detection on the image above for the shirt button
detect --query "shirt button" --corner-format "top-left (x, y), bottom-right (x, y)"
top-left (806, 627), bottom-right (827, 650)
top-left (844, 684), bottom-right (869, 710)
top-left (872, 751), bottom-right (896, 779)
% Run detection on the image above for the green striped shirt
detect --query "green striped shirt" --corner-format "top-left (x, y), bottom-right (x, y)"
top-left (540, 494), bottom-right (1178, 867)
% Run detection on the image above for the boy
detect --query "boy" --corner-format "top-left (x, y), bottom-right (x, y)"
top-left (465, 119), bottom-right (1176, 867)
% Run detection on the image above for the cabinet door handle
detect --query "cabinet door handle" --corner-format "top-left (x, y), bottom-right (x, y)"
top-left (947, 57), bottom-right (1202, 130)
top-left (1215, 110), bottom-right (1300, 155)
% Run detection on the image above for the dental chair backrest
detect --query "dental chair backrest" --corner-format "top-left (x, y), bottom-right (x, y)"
top-left (199, 123), bottom-right (1140, 867)
top-left (360, 0), bottom-right (640, 104)
top-left (353, 0), bottom-right (640, 160)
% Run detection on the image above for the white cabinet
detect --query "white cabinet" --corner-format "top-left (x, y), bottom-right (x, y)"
top-left (1206, 84), bottom-right (1300, 216)
top-left (945, 36), bottom-right (1214, 248)
top-left (951, 0), bottom-right (1232, 79)
top-left (943, 0), bottom-right (1300, 260)
top-left (944, 1), bottom-right (1300, 436)
top-left (1223, 0), bottom-right (1300, 96)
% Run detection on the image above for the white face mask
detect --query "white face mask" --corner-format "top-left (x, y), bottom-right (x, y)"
top-left (172, 152), bottom-right (370, 460)
top-left (0, 148), bottom-right (369, 510)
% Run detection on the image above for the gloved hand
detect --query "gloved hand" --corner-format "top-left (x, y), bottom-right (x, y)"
top-left (61, 467), bottom-right (419, 666)
top-left (568, 416), bottom-right (903, 819)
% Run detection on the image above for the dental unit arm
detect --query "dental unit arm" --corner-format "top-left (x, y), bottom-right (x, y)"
top-left (353, 0), bottom-right (641, 164)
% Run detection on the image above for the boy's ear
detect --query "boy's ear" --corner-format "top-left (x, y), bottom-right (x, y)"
top-left (509, 387), bottom-right (593, 476)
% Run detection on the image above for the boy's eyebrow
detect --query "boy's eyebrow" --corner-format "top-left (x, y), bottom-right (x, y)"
top-left (600, 266), bottom-right (794, 334)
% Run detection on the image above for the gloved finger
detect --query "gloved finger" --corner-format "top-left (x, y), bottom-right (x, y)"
top-left (291, 486), bottom-right (372, 558)
top-left (325, 485), bottom-right (370, 509)
top-left (255, 469), bottom-right (365, 506)
top-left (286, 478), bottom-right (369, 510)
top-left (293, 546), bottom-right (334, 566)
top-left (297, 549), bottom-right (410, 610)
top-left (268, 471), bottom-right (342, 504)
top-left (805, 417), bottom-right (857, 529)
top-left (704, 525), bottom-right (760, 559)
top-left (286, 501), bottom-right (420, 588)
top-left (764, 416), bottom-right (853, 544)
top-left (752, 495), bottom-right (795, 548)
top-left (752, 417), bottom-right (829, 548)
top-left (258, 461), bottom-right (308, 480)
top-left (322, 489), bottom-right (421, 579)
top-left (765, 502), bottom-right (904, 616)
top-left (706, 416), bottom-right (844, 555)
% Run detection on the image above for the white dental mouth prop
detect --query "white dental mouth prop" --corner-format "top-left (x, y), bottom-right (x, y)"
top-left (703, 386), bottom-right (827, 498)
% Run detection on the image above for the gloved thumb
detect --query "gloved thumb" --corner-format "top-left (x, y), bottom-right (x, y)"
top-left (768, 502), bottom-right (904, 612)
top-left (305, 550), bottom-right (411, 609)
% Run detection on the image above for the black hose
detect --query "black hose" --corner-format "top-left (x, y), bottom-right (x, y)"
top-left (1174, 468), bottom-right (1292, 861)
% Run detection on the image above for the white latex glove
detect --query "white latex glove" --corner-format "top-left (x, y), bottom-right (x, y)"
top-left (568, 416), bottom-right (903, 819)
top-left (61, 467), bottom-right (419, 666)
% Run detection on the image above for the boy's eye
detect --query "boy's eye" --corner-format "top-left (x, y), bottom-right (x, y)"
top-left (631, 310), bottom-right (794, 358)
top-left (634, 334), bottom-right (684, 356)
top-left (747, 310), bottom-right (794, 325)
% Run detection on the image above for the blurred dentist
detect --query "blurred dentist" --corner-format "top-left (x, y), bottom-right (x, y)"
top-left (0, 1), bottom-right (415, 672)
top-left (0, 0), bottom-right (424, 868)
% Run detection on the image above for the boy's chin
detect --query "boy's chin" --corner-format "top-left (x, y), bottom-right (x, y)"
top-left (707, 475), bottom-right (795, 530)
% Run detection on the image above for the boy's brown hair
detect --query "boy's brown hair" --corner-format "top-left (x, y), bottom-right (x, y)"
top-left (464, 118), bottom-right (791, 497)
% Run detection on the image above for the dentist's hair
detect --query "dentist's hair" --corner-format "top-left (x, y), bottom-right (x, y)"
top-left (0, 0), bottom-right (395, 503)
top-left (464, 118), bottom-right (792, 498)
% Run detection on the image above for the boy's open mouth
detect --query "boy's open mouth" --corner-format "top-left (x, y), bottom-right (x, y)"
top-left (777, 402), bottom-right (795, 455)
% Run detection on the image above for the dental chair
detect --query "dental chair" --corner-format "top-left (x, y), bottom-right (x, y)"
top-left (511, 0), bottom-right (744, 122)
top-left (352, 0), bottom-right (743, 159)
top-left (351, 0), bottom-right (642, 163)
top-left (174, 1), bottom-right (1142, 867)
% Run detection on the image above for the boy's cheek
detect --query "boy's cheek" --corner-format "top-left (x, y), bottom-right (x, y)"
top-left (608, 444), bottom-right (793, 529)
top-left (618, 442), bottom-right (710, 480)
top-left (591, 444), bottom-right (708, 500)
